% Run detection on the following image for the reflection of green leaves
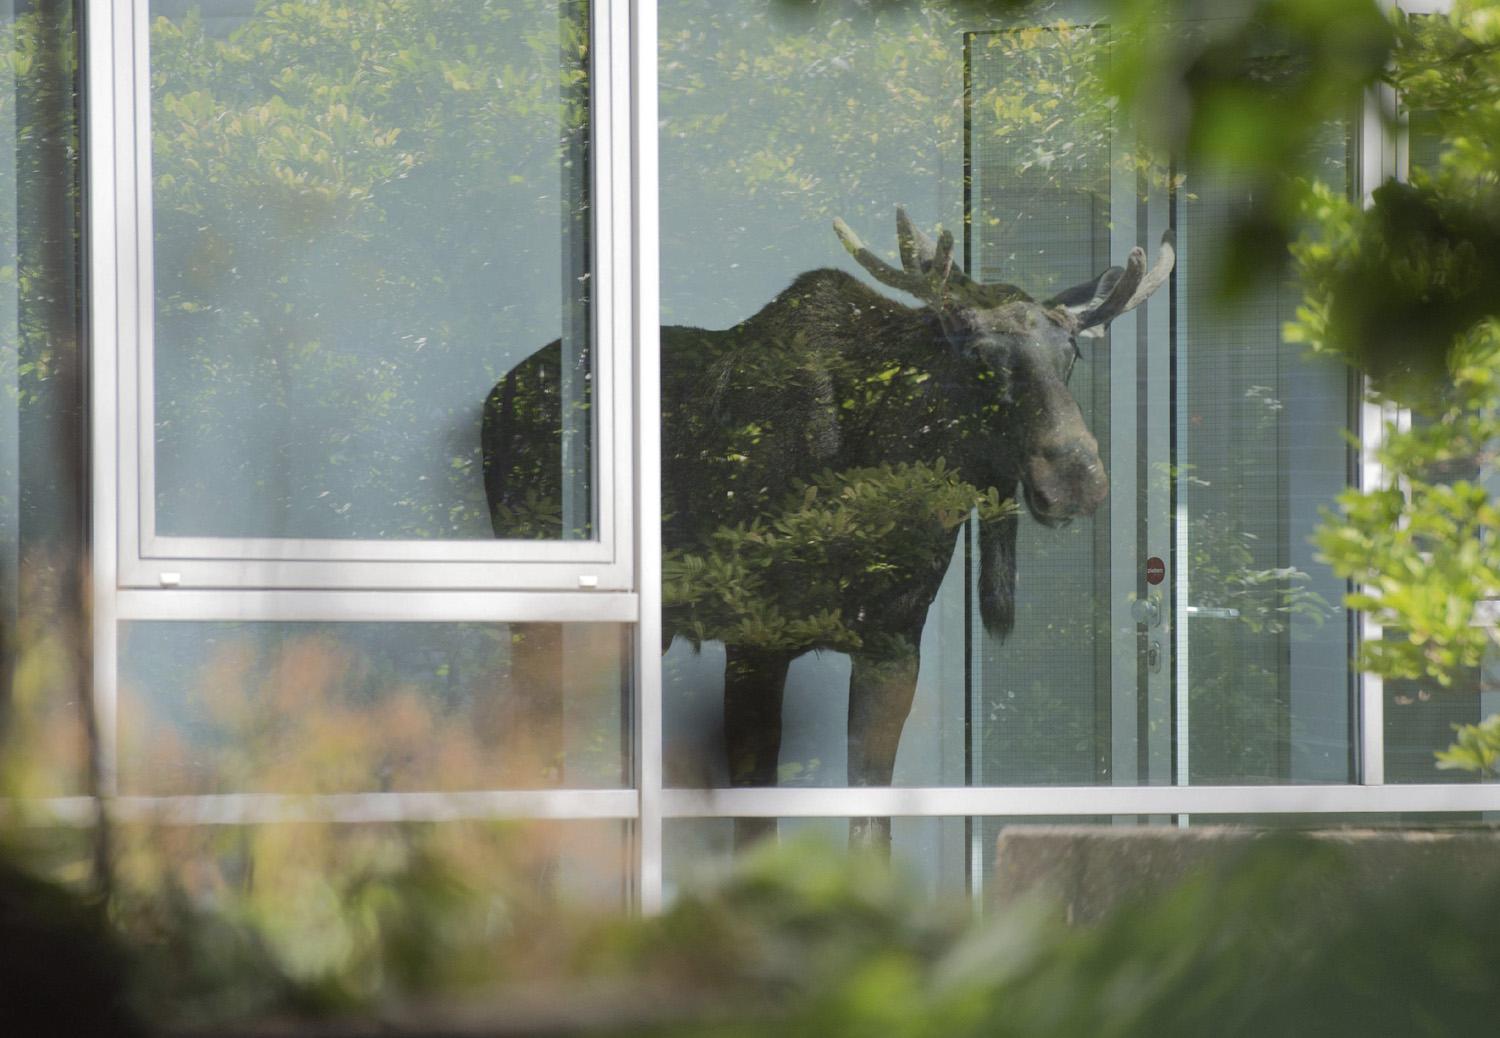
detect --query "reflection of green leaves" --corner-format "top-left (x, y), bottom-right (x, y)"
top-left (148, 0), bottom-right (591, 540)
top-left (1185, 508), bottom-right (1331, 638)
top-left (488, 487), bottom-right (564, 541)
top-left (665, 461), bottom-right (1015, 656)
top-left (658, 0), bottom-right (1160, 282)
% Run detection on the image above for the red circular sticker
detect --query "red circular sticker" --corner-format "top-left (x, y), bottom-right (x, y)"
top-left (1145, 556), bottom-right (1166, 585)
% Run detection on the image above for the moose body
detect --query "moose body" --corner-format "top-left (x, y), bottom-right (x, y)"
top-left (484, 209), bottom-right (1172, 848)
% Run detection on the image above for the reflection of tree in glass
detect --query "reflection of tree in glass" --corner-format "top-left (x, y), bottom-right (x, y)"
top-left (150, 0), bottom-right (589, 539)
top-left (659, 6), bottom-right (1125, 215)
top-left (656, 3), bottom-right (1167, 326)
top-left (1184, 507), bottom-right (1333, 782)
top-left (0, 6), bottom-right (92, 805)
top-left (118, 623), bottom-right (626, 795)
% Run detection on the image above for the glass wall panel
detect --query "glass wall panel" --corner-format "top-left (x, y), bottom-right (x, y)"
top-left (1386, 657), bottom-right (1499, 785)
top-left (116, 819), bottom-right (631, 910)
top-left (1381, 379), bottom-right (1500, 782)
top-left (119, 621), bottom-right (631, 794)
top-left (657, 0), bottom-right (1357, 836)
top-left (112, 818), bottom-right (630, 1002)
top-left (149, 0), bottom-right (593, 541)
top-left (1175, 122), bottom-right (1356, 785)
top-left (1189, 812), bottom-right (1494, 829)
top-left (966, 23), bottom-right (1115, 788)
top-left (665, 816), bottom-right (1139, 906)
top-left (0, 1), bottom-right (89, 797)
top-left (666, 812), bottom-right (1498, 909)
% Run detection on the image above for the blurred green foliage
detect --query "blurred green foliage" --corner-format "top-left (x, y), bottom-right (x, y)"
top-left (1436, 713), bottom-right (1500, 778)
top-left (112, 820), bottom-right (601, 1026)
top-left (120, 832), bottom-right (1499, 1036)
top-left (18, 826), bottom-right (1500, 1036)
top-left (580, 835), bottom-right (1500, 1038)
top-left (1296, 3), bottom-right (1500, 748)
top-left (8, 0), bottom-right (1500, 1031)
top-left (781, 0), bottom-right (1393, 293)
top-left (1108, 0), bottom-right (1392, 294)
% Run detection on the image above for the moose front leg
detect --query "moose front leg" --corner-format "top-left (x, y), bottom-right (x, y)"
top-left (847, 648), bottom-right (920, 853)
top-left (722, 646), bottom-right (792, 850)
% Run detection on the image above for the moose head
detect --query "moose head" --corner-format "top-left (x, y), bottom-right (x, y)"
top-left (834, 207), bottom-right (1174, 527)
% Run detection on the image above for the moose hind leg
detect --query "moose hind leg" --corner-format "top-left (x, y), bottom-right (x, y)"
top-left (847, 650), bottom-right (920, 854)
top-left (722, 646), bottom-right (791, 850)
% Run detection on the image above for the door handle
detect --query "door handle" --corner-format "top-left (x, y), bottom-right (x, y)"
top-left (1131, 594), bottom-right (1162, 627)
top-left (1186, 605), bottom-right (1240, 620)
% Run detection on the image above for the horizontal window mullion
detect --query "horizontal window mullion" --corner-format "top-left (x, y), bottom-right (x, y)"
top-left (114, 588), bottom-right (638, 624)
top-left (18, 790), bottom-right (639, 827)
top-left (663, 784), bottom-right (1500, 819)
top-left (117, 556), bottom-right (632, 593)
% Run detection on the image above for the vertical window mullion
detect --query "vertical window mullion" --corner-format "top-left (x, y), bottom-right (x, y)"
top-left (1354, 29), bottom-right (1404, 783)
top-left (87, 0), bottom-right (131, 800)
top-left (628, 0), bottom-right (664, 915)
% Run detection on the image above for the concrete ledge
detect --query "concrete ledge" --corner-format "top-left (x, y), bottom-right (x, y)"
top-left (993, 826), bottom-right (1500, 924)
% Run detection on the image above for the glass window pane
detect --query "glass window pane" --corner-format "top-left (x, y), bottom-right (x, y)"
top-left (149, 0), bottom-right (593, 541)
top-left (1175, 119), bottom-right (1356, 784)
top-left (113, 819), bottom-right (628, 1015)
top-left (666, 816), bottom-right (1131, 906)
top-left (0, 3), bottom-right (89, 797)
top-left (668, 813), bottom-right (1497, 909)
top-left (119, 621), bottom-right (631, 794)
top-left (1386, 660), bottom-right (1500, 785)
top-left (117, 819), bottom-right (631, 912)
top-left (658, 1), bottom-right (1355, 797)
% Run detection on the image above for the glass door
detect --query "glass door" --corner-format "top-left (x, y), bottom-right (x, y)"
top-left (1169, 135), bottom-right (1357, 787)
top-left (966, 24), bottom-right (1357, 796)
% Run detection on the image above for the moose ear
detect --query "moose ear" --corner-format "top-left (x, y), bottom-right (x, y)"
top-left (1045, 266), bottom-right (1123, 315)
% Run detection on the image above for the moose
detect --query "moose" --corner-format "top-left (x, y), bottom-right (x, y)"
top-left (483, 208), bottom-right (1173, 850)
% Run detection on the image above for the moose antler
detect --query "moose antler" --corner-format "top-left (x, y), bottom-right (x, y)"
top-left (835, 207), bottom-right (1030, 309)
top-left (1074, 229), bottom-right (1175, 331)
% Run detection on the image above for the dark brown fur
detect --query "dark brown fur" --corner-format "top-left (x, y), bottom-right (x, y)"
top-left (485, 253), bottom-right (1125, 850)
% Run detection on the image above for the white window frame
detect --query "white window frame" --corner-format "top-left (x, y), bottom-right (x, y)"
top-left (57, 0), bottom-right (1497, 919)
top-left (83, 0), bottom-right (646, 896)
top-left (92, 0), bottom-right (634, 594)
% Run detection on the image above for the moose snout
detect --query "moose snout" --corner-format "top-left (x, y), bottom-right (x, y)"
top-left (1023, 438), bottom-right (1109, 522)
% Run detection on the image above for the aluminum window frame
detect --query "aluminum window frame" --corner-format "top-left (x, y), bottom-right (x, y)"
top-left (56, 0), bottom-right (1499, 918)
top-left (82, 0), bottom-right (649, 892)
top-left (93, 0), bottom-right (634, 594)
